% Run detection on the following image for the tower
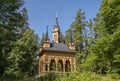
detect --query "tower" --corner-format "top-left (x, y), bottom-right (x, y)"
top-left (43, 26), bottom-right (50, 48)
top-left (52, 17), bottom-right (60, 43)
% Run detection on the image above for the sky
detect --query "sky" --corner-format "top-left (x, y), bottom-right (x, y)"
top-left (24, 0), bottom-right (102, 40)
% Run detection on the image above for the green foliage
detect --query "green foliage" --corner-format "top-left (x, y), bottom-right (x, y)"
top-left (86, 0), bottom-right (120, 74)
top-left (71, 9), bottom-right (86, 52)
top-left (6, 27), bottom-right (38, 77)
top-left (78, 53), bottom-right (98, 72)
top-left (58, 63), bottom-right (63, 72)
top-left (38, 72), bottom-right (58, 81)
top-left (100, 0), bottom-right (120, 34)
top-left (64, 28), bottom-right (72, 45)
top-left (0, 0), bottom-right (27, 78)
top-left (65, 9), bottom-right (95, 66)
top-left (60, 32), bottom-right (65, 43)
top-left (2, 73), bottom-right (36, 81)
top-left (1, 72), bottom-right (120, 81)
top-left (57, 72), bottom-right (120, 81)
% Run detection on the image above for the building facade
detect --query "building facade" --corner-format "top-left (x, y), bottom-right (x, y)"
top-left (38, 17), bottom-right (76, 76)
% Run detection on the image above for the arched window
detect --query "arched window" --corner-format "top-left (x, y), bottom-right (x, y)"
top-left (54, 35), bottom-right (57, 38)
top-left (45, 64), bottom-right (48, 71)
top-left (58, 59), bottom-right (63, 72)
top-left (50, 59), bottom-right (56, 71)
top-left (65, 60), bottom-right (71, 72)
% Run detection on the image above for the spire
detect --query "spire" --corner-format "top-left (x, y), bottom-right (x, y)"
top-left (69, 30), bottom-right (73, 44)
top-left (40, 33), bottom-right (45, 45)
top-left (45, 26), bottom-right (49, 41)
top-left (69, 30), bottom-right (75, 50)
top-left (54, 16), bottom-right (59, 28)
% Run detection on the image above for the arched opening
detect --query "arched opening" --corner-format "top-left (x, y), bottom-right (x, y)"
top-left (45, 64), bottom-right (48, 71)
top-left (58, 59), bottom-right (63, 72)
top-left (65, 60), bottom-right (71, 72)
top-left (50, 59), bottom-right (56, 71)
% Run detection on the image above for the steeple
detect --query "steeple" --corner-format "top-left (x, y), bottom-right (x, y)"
top-left (43, 26), bottom-right (50, 48)
top-left (69, 30), bottom-right (75, 51)
top-left (40, 33), bottom-right (45, 45)
top-left (45, 26), bottom-right (49, 41)
top-left (54, 17), bottom-right (59, 28)
top-left (52, 17), bottom-right (60, 43)
top-left (69, 30), bottom-right (73, 44)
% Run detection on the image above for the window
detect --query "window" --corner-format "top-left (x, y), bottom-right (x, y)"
top-left (54, 35), bottom-right (57, 38)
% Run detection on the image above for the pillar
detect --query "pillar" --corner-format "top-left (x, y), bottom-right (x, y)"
top-left (63, 64), bottom-right (65, 72)
top-left (55, 58), bottom-right (58, 72)
top-left (43, 63), bottom-right (45, 72)
top-left (70, 64), bottom-right (73, 72)
top-left (56, 63), bottom-right (58, 72)
top-left (74, 58), bottom-right (76, 72)
top-left (48, 64), bottom-right (50, 72)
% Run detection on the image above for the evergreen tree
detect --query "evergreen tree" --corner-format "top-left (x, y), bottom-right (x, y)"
top-left (60, 32), bottom-right (65, 43)
top-left (70, 9), bottom-right (88, 65)
top-left (0, 0), bottom-right (26, 78)
top-left (65, 28), bottom-right (72, 45)
top-left (71, 9), bottom-right (86, 52)
top-left (83, 19), bottom-right (94, 60)
top-left (7, 27), bottom-right (38, 77)
top-left (86, 0), bottom-right (120, 74)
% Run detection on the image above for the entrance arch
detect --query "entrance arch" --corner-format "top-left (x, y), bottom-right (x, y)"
top-left (45, 64), bottom-right (48, 71)
top-left (58, 59), bottom-right (63, 72)
top-left (65, 60), bottom-right (71, 72)
top-left (50, 59), bottom-right (56, 71)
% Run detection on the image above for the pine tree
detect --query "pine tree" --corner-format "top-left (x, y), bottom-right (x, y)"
top-left (87, 0), bottom-right (120, 74)
top-left (71, 9), bottom-right (86, 52)
top-left (7, 27), bottom-right (38, 77)
top-left (0, 0), bottom-right (26, 78)
top-left (65, 28), bottom-right (72, 45)
top-left (70, 9), bottom-right (88, 65)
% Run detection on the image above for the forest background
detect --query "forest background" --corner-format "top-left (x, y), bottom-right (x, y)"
top-left (0, 0), bottom-right (120, 81)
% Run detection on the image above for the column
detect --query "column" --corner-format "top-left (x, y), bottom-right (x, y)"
top-left (55, 58), bottom-right (58, 72)
top-left (74, 58), bottom-right (76, 72)
top-left (70, 64), bottom-right (73, 72)
top-left (48, 63), bottom-right (50, 72)
top-left (63, 64), bottom-right (65, 72)
top-left (43, 64), bottom-right (45, 72)
top-left (56, 63), bottom-right (58, 72)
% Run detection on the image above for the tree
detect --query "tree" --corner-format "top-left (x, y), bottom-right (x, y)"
top-left (69, 9), bottom-right (89, 65)
top-left (0, 0), bottom-right (26, 78)
top-left (60, 32), bottom-right (65, 43)
top-left (87, 0), bottom-right (120, 74)
top-left (7, 27), bottom-right (38, 77)
top-left (71, 9), bottom-right (86, 52)
top-left (64, 28), bottom-right (72, 45)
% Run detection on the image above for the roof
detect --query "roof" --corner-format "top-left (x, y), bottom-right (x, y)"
top-left (43, 42), bottom-right (75, 53)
